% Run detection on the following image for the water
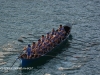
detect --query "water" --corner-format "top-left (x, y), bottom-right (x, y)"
top-left (0, 0), bottom-right (100, 75)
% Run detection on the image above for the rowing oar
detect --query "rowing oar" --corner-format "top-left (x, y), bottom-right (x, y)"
top-left (4, 50), bottom-right (24, 73)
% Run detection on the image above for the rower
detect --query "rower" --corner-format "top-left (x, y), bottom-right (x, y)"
top-left (34, 47), bottom-right (40, 58)
top-left (36, 39), bottom-right (42, 48)
top-left (40, 43), bottom-right (46, 54)
top-left (32, 42), bottom-right (36, 50)
top-left (55, 30), bottom-right (60, 44)
top-left (46, 33), bottom-right (50, 40)
top-left (33, 39), bottom-right (42, 58)
top-left (49, 34), bottom-right (54, 47)
top-left (58, 25), bottom-right (64, 31)
top-left (51, 28), bottom-right (56, 35)
top-left (42, 39), bottom-right (50, 52)
top-left (40, 35), bottom-right (45, 43)
top-left (31, 42), bottom-right (36, 57)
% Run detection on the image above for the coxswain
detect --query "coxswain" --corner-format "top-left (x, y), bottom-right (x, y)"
top-left (24, 44), bottom-right (32, 59)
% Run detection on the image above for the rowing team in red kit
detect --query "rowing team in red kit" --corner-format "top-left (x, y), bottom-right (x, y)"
top-left (23, 25), bottom-right (66, 59)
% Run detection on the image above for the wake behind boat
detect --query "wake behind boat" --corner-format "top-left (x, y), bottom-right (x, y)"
top-left (19, 24), bottom-right (71, 67)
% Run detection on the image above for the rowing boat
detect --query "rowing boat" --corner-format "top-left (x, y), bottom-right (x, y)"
top-left (19, 24), bottom-right (71, 67)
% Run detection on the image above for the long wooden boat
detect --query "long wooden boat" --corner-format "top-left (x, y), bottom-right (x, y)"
top-left (19, 24), bottom-right (71, 67)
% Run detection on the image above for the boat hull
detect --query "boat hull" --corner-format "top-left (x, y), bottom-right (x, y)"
top-left (20, 25), bottom-right (71, 67)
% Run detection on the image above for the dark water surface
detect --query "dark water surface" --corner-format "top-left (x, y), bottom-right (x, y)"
top-left (0, 0), bottom-right (100, 75)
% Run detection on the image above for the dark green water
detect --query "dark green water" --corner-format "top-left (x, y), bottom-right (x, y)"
top-left (0, 0), bottom-right (100, 75)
